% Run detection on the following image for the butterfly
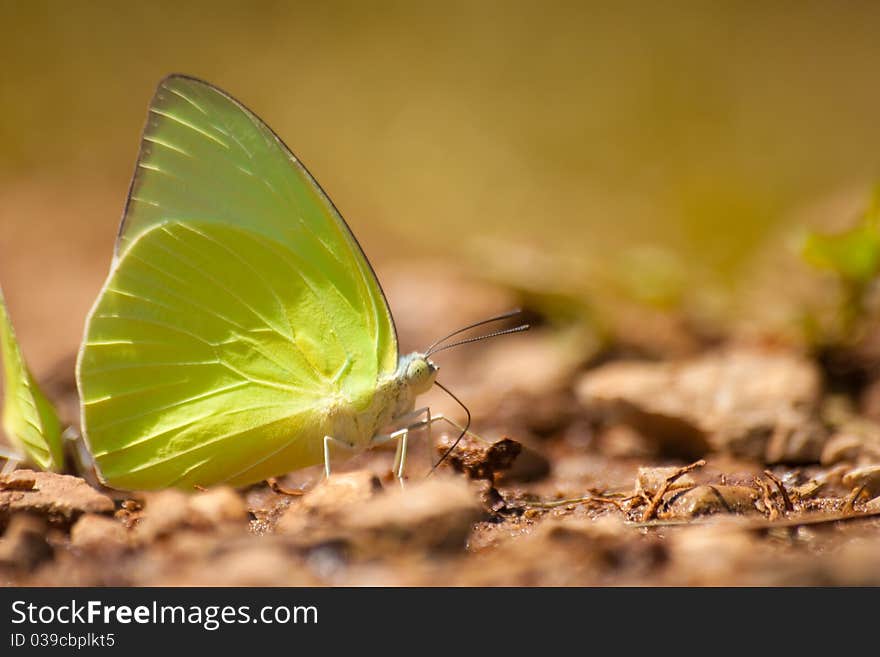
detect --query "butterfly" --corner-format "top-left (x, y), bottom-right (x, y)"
top-left (0, 285), bottom-right (64, 474)
top-left (76, 75), bottom-right (526, 490)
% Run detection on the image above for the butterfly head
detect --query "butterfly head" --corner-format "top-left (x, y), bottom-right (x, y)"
top-left (392, 311), bottom-right (529, 420)
top-left (403, 353), bottom-right (438, 395)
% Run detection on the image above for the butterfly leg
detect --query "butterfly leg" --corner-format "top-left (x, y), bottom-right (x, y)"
top-left (63, 427), bottom-right (103, 489)
top-left (323, 435), bottom-right (354, 478)
top-left (372, 409), bottom-right (488, 479)
top-left (0, 445), bottom-right (23, 476)
top-left (392, 429), bottom-right (408, 484)
top-left (371, 407), bottom-right (432, 483)
top-left (370, 425), bottom-right (412, 485)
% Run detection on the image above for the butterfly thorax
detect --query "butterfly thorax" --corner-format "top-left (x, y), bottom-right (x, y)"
top-left (328, 352), bottom-right (437, 451)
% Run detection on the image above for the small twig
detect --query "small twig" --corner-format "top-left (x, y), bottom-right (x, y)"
top-left (755, 477), bottom-right (779, 521)
top-left (621, 494), bottom-right (646, 511)
top-left (267, 477), bottom-right (306, 496)
top-left (763, 470), bottom-right (793, 511)
top-left (641, 459), bottom-right (706, 522)
top-left (629, 506), bottom-right (880, 530)
top-left (842, 485), bottom-right (867, 514)
top-left (524, 495), bottom-right (626, 511)
top-left (791, 479), bottom-right (823, 500)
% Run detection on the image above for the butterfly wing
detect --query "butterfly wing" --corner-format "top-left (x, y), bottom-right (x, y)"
top-left (77, 75), bottom-right (398, 489)
top-left (0, 286), bottom-right (64, 471)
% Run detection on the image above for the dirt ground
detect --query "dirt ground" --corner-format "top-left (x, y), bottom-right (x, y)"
top-left (4, 261), bottom-right (880, 587)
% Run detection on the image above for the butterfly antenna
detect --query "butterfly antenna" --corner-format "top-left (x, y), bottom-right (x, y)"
top-left (425, 324), bottom-right (530, 357)
top-left (430, 380), bottom-right (471, 473)
top-left (424, 308), bottom-right (524, 355)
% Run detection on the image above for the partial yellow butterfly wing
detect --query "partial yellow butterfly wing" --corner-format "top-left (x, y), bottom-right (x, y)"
top-left (0, 286), bottom-right (64, 471)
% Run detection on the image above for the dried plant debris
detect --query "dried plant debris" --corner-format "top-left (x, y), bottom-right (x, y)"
top-left (640, 460), bottom-right (707, 521)
top-left (436, 434), bottom-right (523, 482)
top-left (436, 433), bottom-right (551, 485)
top-left (518, 456), bottom-right (880, 533)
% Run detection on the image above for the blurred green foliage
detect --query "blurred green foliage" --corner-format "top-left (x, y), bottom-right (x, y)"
top-left (802, 193), bottom-right (880, 286)
top-left (801, 189), bottom-right (880, 340)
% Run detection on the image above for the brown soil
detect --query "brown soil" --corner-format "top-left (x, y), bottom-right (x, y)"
top-left (4, 263), bottom-right (880, 587)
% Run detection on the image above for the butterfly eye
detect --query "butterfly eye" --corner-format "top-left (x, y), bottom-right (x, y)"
top-left (405, 358), bottom-right (437, 392)
top-left (406, 359), bottom-right (427, 381)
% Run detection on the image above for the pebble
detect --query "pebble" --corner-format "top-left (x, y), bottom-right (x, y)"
top-left (0, 470), bottom-right (114, 524)
top-left (338, 477), bottom-right (482, 553)
top-left (133, 490), bottom-right (190, 542)
top-left (577, 348), bottom-right (824, 462)
top-left (842, 465), bottom-right (880, 496)
top-left (277, 474), bottom-right (481, 554)
top-left (636, 465), bottom-right (698, 496)
top-left (821, 433), bottom-right (866, 466)
top-left (133, 485), bottom-right (253, 542)
top-left (70, 514), bottom-right (130, 552)
top-left (189, 486), bottom-right (249, 526)
top-left (818, 417), bottom-right (880, 466)
top-left (664, 484), bottom-right (758, 518)
top-left (0, 514), bottom-right (52, 570)
top-left (275, 471), bottom-right (382, 534)
top-left (669, 522), bottom-right (760, 584)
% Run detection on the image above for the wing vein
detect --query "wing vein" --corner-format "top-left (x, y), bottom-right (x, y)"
top-left (149, 107), bottom-right (230, 149)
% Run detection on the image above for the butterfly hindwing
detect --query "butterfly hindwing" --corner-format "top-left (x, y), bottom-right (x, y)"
top-left (78, 76), bottom-right (399, 489)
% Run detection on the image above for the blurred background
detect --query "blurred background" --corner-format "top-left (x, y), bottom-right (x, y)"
top-left (2, 0), bottom-right (880, 374)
